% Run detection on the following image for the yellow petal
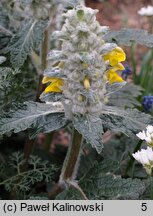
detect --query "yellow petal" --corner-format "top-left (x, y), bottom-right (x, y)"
top-left (107, 71), bottom-right (124, 84)
top-left (44, 82), bottom-right (63, 93)
top-left (42, 77), bottom-right (60, 84)
top-left (103, 47), bottom-right (126, 66)
top-left (116, 63), bottom-right (125, 70)
top-left (107, 63), bottom-right (125, 74)
top-left (42, 76), bottom-right (64, 93)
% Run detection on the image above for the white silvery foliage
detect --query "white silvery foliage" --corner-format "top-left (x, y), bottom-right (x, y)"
top-left (49, 5), bottom-right (117, 117)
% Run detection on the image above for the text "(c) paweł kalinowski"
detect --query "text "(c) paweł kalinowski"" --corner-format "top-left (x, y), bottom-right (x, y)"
top-left (20, 203), bottom-right (104, 212)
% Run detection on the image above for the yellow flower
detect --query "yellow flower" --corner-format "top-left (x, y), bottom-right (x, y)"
top-left (103, 47), bottom-right (126, 66)
top-left (42, 77), bottom-right (64, 93)
top-left (107, 63), bottom-right (125, 84)
top-left (103, 46), bottom-right (126, 84)
top-left (107, 72), bottom-right (124, 84)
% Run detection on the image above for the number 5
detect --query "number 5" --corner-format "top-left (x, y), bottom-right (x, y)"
top-left (141, 203), bottom-right (147, 211)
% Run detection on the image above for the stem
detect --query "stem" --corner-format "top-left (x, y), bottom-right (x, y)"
top-left (60, 128), bottom-right (83, 181)
top-left (48, 128), bottom-right (83, 199)
top-left (36, 29), bottom-right (50, 102)
top-left (23, 22), bottom-right (51, 166)
top-left (21, 139), bottom-right (35, 172)
top-left (124, 140), bottom-right (143, 177)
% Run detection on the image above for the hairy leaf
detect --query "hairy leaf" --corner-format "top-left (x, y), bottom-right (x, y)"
top-left (79, 162), bottom-right (146, 199)
top-left (0, 8), bottom-right (12, 53)
top-left (0, 101), bottom-right (66, 137)
top-left (106, 82), bottom-right (126, 96)
top-left (74, 115), bottom-right (103, 153)
top-left (105, 28), bottom-right (153, 47)
top-left (108, 83), bottom-right (142, 108)
top-left (9, 19), bottom-right (47, 68)
top-left (57, 161), bottom-right (145, 200)
top-left (101, 106), bottom-right (152, 135)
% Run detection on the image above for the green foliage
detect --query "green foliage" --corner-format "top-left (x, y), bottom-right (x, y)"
top-left (0, 101), bottom-right (66, 138)
top-left (108, 83), bottom-right (142, 108)
top-left (57, 160), bottom-right (146, 199)
top-left (0, 66), bottom-right (37, 111)
top-left (101, 106), bottom-right (152, 136)
top-left (80, 174), bottom-right (145, 199)
top-left (132, 48), bottom-right (153, 96)
top-left (40, 92), bottom-right (63, 102)
top-left (8, 20), bottom-right (47, 68)
top-left (74, 115), bottom-right (103, 153)
top-left (0, 152), bottom-right (57, 194)
top-left (105, 28), bottom-right (153, 47)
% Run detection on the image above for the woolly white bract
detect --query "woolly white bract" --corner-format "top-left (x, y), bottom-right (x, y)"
top-left (138, 5), bottom-right (153, 16)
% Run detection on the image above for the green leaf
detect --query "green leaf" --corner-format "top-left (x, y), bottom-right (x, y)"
top-left (105, 28), bottom-right (153, 47)
top-left (0, 152), bottom-right (57, 193)
top-left (56, 161), bottom-right (145, 200)
top-left (0, 101), bottom-right (66, 137)
top-left (101, 106), bottom-right (152, 135)
top-left (8, 20), bottom-right (47, 68)
top-left (73, 115), bottom-right (103, 153)
top-left (0, 9), bottom-right (12, 53)
top-left (106, 82), bottom-right (126, 95)
top-left (79, 162), bottom-right (146, 199)
top-left (108, 83), bottom-right (142, 108)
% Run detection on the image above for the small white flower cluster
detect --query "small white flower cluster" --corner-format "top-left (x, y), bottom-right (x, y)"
top-left (132, 125), bottom-right (153, 175)
top-left (138, 5), bottom-right (153, 16)
top-left (136, 125), bottom-right (153, 146)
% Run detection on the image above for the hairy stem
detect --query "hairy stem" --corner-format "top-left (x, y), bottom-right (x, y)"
top-left (22, 27), bottom-right (50, 170)
top-left (48, 128), bottom-right (83, 199)
top-left (36, 29), bottom-right (50, 102)
top-left (21, 139), bottom-right (35, 172)
top-left (60, 128), bottom-right (83, 181)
